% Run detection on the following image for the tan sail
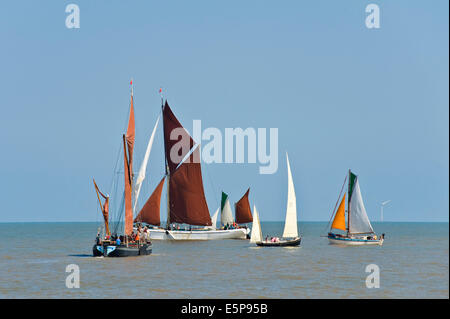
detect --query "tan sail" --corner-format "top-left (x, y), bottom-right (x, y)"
top-left (235, 188), bottom-right (253, 224)
top-left (134, 177), bottom-right (165, 226)
top-left (126, 93), bottom-right (135, 173)
top-left (123, 92), bottom-right (135, 235)
top-left (331, 193), bottom-right (346, 231)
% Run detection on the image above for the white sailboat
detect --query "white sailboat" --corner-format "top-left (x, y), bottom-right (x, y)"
top-left (253, 153), bottom-right (301, 247)
top-left (249, 205), bottom-right (262, 243)
top-left (327, 170), bottom-right (385, 245)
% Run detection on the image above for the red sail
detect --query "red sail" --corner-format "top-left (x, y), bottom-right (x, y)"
top-left (123, 135), bottom-right (133, 235)
top-left (126, 94), bottom-right (135, 173)
top-left (123, 93), bottom-right (135, 236)
top-left (163, 101), bottom-right (195, 173)
top-left (134, 177), bottom-right (165, 226)
top-left (235, 188), bottom-right (253, 224)
top-left (169, 148), bottom-right (212, 226)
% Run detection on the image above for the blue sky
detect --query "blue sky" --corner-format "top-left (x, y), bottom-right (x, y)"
top-left (0, 1), bottom-right (448, 222)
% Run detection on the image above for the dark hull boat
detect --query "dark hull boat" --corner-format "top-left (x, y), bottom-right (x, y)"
top-left (91, 81), bottom-right (153, 257)
top-left (250, 154), bottom-right (302, 248)
top-left (256, 237), bottom-right (301, 247)
top-left (93, 242), bottom-right (152, 257)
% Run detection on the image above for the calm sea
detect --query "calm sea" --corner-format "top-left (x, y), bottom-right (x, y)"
top-left (0, 222), bottom-right (447, 299)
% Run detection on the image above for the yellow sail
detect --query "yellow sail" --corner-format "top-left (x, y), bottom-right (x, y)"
top-left (331, 193), bottom-right (346, 231)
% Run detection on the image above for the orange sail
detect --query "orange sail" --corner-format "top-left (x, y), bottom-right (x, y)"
top-left (93, 179), bottom-right (110, 236)
top-left (235, 188), bottom-right (253, 224)
top-left (123, 92), bottom-right (135, 235)
top-left (134, 177), bottom-right (165, 226)
top-left (126, 93), bottom-right (135, 173)
top-left (331, 193), bottom-right (346, 231)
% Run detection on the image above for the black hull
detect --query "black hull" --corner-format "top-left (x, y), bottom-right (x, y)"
top-left (256, 237), bottom-right (301, 247)
top-left (92, 243), bottom-right (152, 257)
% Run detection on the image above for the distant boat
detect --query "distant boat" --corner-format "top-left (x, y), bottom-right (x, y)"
top-left (251, 153), bottom-right (301, 247)
top-left (134, 95), bottom-right (249, 240)
top-left (327, 170), bottom-right (385, 246)
top-left (215, 190), bottom-right (251, 237)
top-left (92, 83), bottom-right (152, 257)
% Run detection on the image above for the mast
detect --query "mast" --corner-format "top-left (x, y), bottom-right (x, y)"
top-left (122, 80), bottom-right (135, 236)
top-left (347, 169), bottom-right (351, 235)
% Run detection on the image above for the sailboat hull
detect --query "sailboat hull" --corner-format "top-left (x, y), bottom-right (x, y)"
top-left (92, 243), bottom-right (152, 257)
top-left (147, 227), bottom-right (249, 240)
top-left (328, 235), bottom-right (383, 246)
top-left (256, 237), bottom-right (301, 247)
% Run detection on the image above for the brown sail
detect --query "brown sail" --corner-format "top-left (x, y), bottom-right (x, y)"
top-left (169, 147), bottom-right (212, 226)
top-left (123, 92), bottom-right (135, 235)
top-left (163, 101), bottom-right (195, 173)
top-left (235, 188), bottom-right (253, 224)
top-left (93, 179), bottom-right (110, 236)
top-left (134, 177), bottom-right (165, 226)
top-left (126, 94), bottom-right (135, 173)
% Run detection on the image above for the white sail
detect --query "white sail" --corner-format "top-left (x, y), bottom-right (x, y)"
top-left (282, 153), bottom-right (298, 238)
top-left (133, 116), bottom-right (160, 213)
top-left (221, 197), bottom-right (234, 226)
top-left (210, 207), bottom-right (219, 230)
top-left (250, 205), bottom-right (262, 243)
top-left (349, 178), bottom-right (374, 234)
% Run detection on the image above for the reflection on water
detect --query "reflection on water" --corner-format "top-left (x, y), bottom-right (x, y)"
top-left (0, 222), bottom-right (448, 298)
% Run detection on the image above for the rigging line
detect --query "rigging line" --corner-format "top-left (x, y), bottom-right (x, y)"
top-left (322, 173), bottom-right (348, 235)
top-left (113, 191), bottom-right (125, 235)
top-left (109, 140), bottom-right (123, 195)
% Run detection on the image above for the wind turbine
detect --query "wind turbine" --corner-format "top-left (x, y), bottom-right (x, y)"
top-left (380, 200), bottom-right (391, 222)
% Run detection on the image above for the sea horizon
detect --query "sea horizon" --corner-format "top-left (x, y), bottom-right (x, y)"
top-left (1, 220), bottom-right (448, 224)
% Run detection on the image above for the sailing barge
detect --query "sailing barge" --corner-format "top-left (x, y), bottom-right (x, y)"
top-left (127, 87), bottom-right (250, 240)
top-left (327, 170), bottom-right (384, 246)
top-left (92, 82), bottom-right (152, 257)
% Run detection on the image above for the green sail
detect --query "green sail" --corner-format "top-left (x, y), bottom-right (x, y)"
top-left (348, 171), bottom-right (357, 203)
top-left (221, 192), bottom-right (228, 212)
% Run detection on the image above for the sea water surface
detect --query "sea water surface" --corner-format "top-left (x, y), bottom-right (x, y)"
top-left (0, 222), bottom-right (448, 298)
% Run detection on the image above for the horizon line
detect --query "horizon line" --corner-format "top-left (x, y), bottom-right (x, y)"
top-left (0, 220), bottom-right (448, 223)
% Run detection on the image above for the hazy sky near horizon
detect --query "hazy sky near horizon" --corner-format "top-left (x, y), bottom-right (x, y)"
top-left (0, 1), bottom-right (448, 222)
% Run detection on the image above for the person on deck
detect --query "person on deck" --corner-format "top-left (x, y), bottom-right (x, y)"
top-left (135, 232), bottom-right (140, 243)
top-left (116, 237), bottom-right (121, 246)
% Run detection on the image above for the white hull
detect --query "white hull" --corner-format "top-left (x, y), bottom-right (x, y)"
top-left (328, 236), bottom-right (384, 246)
top-left (147, 227), bottom-right (249, 240)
